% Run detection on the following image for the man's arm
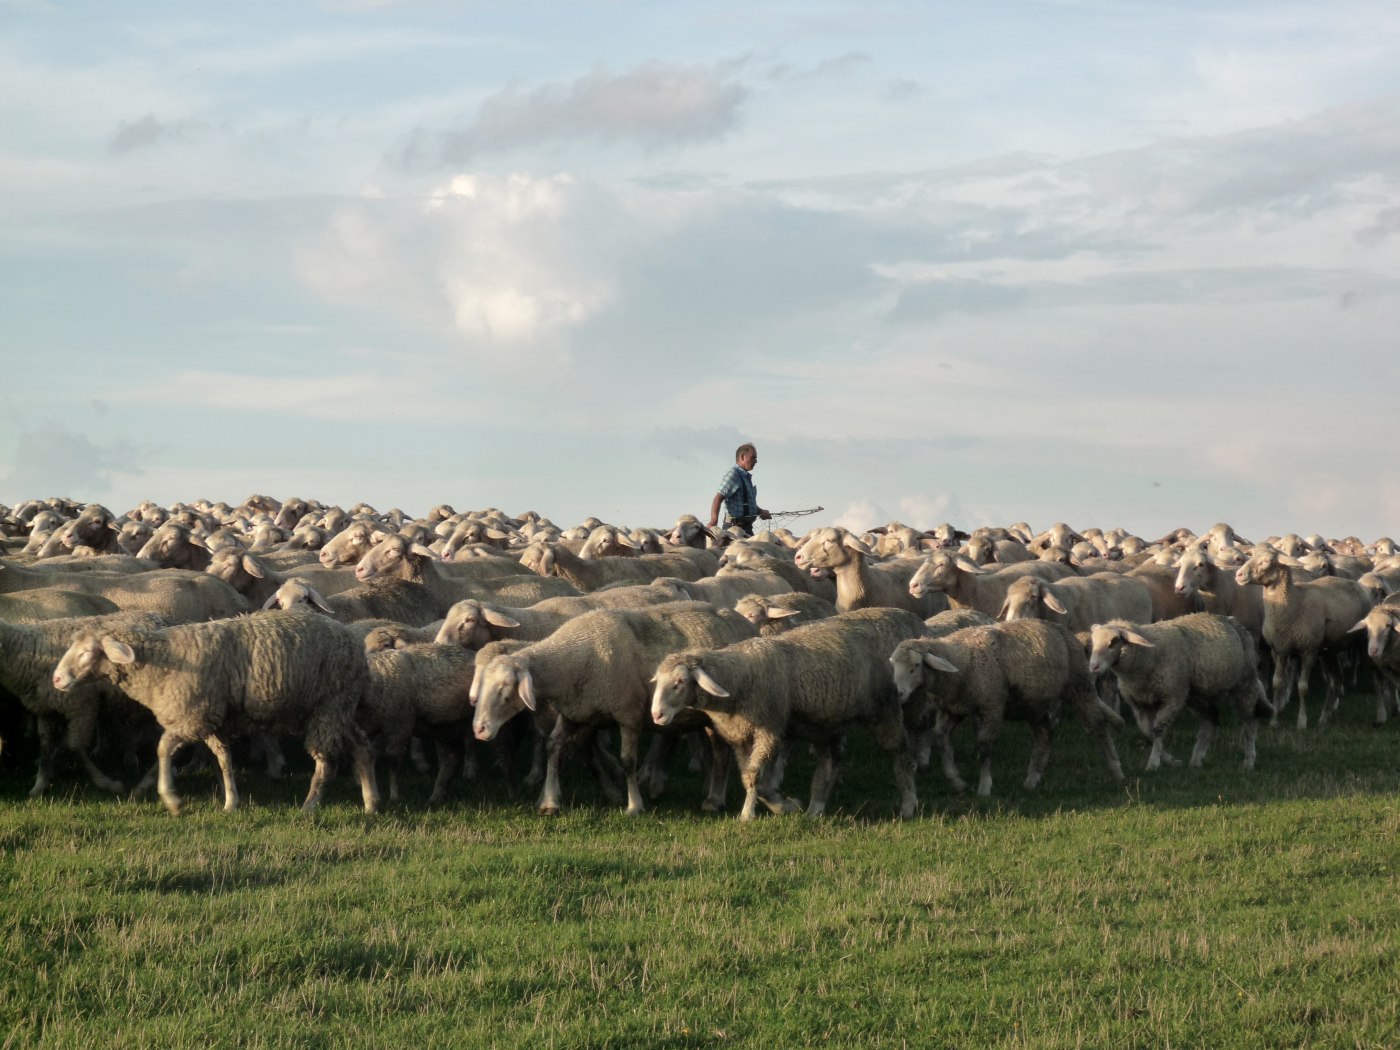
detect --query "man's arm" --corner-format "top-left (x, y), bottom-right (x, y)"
top-left (707, 492), bottom-right (724, 528)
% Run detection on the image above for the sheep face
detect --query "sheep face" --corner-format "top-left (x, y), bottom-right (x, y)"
top-left (471, 658), bottom-right (536, 740)
top-left (52, 632), bottom-right (135, 691)
top-left (355, 535), bottom-right (435, 583)
top-left (1352, 608), bottom-right (1400, 660)
top-left (1086, 624), bottom-right (1154, 676)
top-left (1235, 549), bottom-right (1283, 588)
top-left (889, 644), bottom-right (928, 703)
top-left (319, 523), bottom-right (382, 568)
top-left (650, 656), bottom-right (726, 726)
top-left (794, 527), bottom-right (868, 576)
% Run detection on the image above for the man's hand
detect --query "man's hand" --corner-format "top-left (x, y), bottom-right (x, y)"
top-left (758, 509), bottom-right (771, 520)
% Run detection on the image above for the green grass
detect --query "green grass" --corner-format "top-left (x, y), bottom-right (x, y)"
top-left (1, 689), bottom-right (1398, 1049)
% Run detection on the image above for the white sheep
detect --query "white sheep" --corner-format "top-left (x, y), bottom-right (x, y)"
top-left (906, 550), bottom-right (1071, 618)
top-left (650, 607), bottom-right (929, 820)
top-left (52, 608), bottom-right (381, 814)
top-left (998, 572), bottom-right (1154, 633)
top-left (1087, 614), bottom-right (1274, 771)
top-left (889, 619), bottom-right (1125, 797)
top-left (471, 601), bottom-right (758, 815)
top-left (793, 527), bottom-right (947, 618)
top-left (1235, 546), bottom-right (1373, 728)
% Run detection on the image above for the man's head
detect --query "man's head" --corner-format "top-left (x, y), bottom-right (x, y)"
top-left (735, 443), bottom-right (757, 470)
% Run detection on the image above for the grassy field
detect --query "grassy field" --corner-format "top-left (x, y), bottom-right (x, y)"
top-left (1, 688), bottom-right (1398, 1049)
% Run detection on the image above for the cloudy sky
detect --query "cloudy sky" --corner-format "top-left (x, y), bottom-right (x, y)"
top-left (3, 1), bottom-right (1398, 543)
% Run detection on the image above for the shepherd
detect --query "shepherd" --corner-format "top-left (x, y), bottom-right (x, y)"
top-left (707, 443), bottom-right (770, 537)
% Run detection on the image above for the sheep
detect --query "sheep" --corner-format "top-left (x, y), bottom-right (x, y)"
top-left (0, 611), bottom-right (165, 796)
top-left (471, 601), bottom-right (758, 815)
top-left (135, 521), bottom-right (213, 571)
top-left (318, 520), bottom-right (393, 568)
top-left (51, 608), bottom-right (380, 814)
top-left (889, 619), bottom-right (1125, 797)
top-left (1235, 546), bottom-right (1373, 728)
top-left (518, 540), bottom-right (708, 592)
top-left (905, 550), bottom-right (1071, 618)
top-left (714, 548), bottom-right (837, 600)
top-left (362, 641), bottom-right (478, 803)
top-left (206, 548), bottom-right (361, 610)
top-left (1087, 614), bottom-right (1275, 771)
top-left (793, 527), bottom-right (948, 618)
top-left (733, 592), bottom-right (838, 636)
top-left (650, 607), bottom-right (929, 820)
top-left (0, 588), bottom-right (121, 622)
top-left (1348, 602), bottom-right (1400, 725)
top-left (361, 622), bottom-right (444, 652)
top-left (648, 571), bottom-right (793, 608)
top-left (1171, 547), bottom-right (1267, 643)
top-left (666, 514), bottom-right (714, 549)
top-left (0, 558), bottom-right (250, 624)
top-left (998, 572), bottom-right (1154, 634)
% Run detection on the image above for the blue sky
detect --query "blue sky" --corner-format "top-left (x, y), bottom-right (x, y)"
top-left (3, 1), bottom-right (1398, 542)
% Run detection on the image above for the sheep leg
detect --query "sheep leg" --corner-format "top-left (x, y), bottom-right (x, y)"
top-left (699, 730), bottom-right (731, 813)
top-left (409, 736), bottom-right (431, 774)
top-left (429, 739), bottom-right (462, 805)
top-left (1317, 656), bottom-right (1343, 728)
top-left (584, 730), bottom-right (628, 806)
top-left (934, 712), bottom-right (967, 794)
top-left (1189, 720), bottom-right (1217, 768)
top-left (28, 716), bottom-right (59, 798)
top-left (301, 750), bottom-right (333, 813)
top-left (637, 733), bottom-right (677, 800)
top-left (202, 733), bottom-right (240, 812)
top-left (1270, 654), bottom-right (1295, 723)
top-left (870, 715), bottom-right (918, 818)
top-left (1294, 654), bottom-right (1314, 730)
top-left (806, 739), bottom-right (838, 817)
top-left (351, 738), bottom-right (380, 814)
top-left (537, 717), bottom-right (573, 815)
top-left (155, 730), bottom-right (190, 815)
top-left (1022, 719), bottom-right (1052, 791)
top-left (619, 725), bottom-right (645, 815)
top-left (973, 710), bottom-right (1005, 797)
top-left (65, 703), bottom-right (124, 794)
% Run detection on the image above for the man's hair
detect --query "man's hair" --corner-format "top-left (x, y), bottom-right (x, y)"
top-left (735, 443), bottom-right (756, 461)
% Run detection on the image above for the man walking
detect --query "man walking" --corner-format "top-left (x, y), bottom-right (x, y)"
top-left (708, 443), bottom-right (770, 537)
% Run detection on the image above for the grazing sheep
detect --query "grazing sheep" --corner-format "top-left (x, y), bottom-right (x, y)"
top-left (889, 619), bottom-right (1125, 797)
top-left (51, 609), bottom-right (381, 814)
top-left (793, 527), bottom-right (948, 618)
top-left (1235, 546), bottom-right (1373, 728)
top-left (1087, 614), bottom-right (1274, 771)
top-left (471, 601), bottom-right (758, 815)
top-left (650, 607), bottom-right (928, 820)
top-left (0, 612), bottom-right (164, 796)
top-left (998, 572), bottom-right (1154, 633)
top-left (733, 592), bottom-right (838, 636)
top-left (906, 550), bottom-right (1071, 618)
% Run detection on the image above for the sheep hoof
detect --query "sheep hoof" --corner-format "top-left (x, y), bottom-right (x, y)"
top-left (162, 798), bottom-right (183, 816)
top-left (538, 804), bottom-right (561, 816)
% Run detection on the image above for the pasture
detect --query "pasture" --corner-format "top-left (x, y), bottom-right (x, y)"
top-left (2, 687), bottom-right (1397, 1049)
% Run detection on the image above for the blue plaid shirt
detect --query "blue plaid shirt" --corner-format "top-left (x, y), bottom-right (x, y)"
top-left (717, 465), bottom-right (758, 519)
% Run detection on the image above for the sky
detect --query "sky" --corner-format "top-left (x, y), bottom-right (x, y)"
top-left (2, 0), bottom-right (1399, 544)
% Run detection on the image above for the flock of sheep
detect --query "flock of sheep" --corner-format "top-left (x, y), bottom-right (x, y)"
top-left (2, 495), bottom-right (1397, 819)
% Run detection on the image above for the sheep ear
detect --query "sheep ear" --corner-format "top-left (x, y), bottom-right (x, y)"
top-left (922, 652), bottom-right (959, 674)
top-left (241, 555), bottom-right (265, 579)
top-left (692, 666), bottom-right (730, 698)
top-left (1042, 592), bottom-right (1068, 614)
top-left (261, 593), bottom-right (281, 610)
top-left (842, 533), bottom-right (873, 555)
top-left (996, 598), bottom-right (1011, 620)
top-left (1124, 630), bottom-right (1153, 647)
top-left (483, 608), bottom-right (521, 629)
top-left (1348, 619), bottom-right (1368, 634)
top-left (955, 556), bottom-right (985, 574)
top-left (101, 637), bottom-right (136, 664)
top-left (410, 543), bottom-right (437, 560)
top-left (517, 669), bottom-right (538, 712)
top-left (766, 607), bottom-right (800, 619)
top-left (468, 664), bottom-right (485, 706)
top-left (307, 587), bottom-right (336, 614)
